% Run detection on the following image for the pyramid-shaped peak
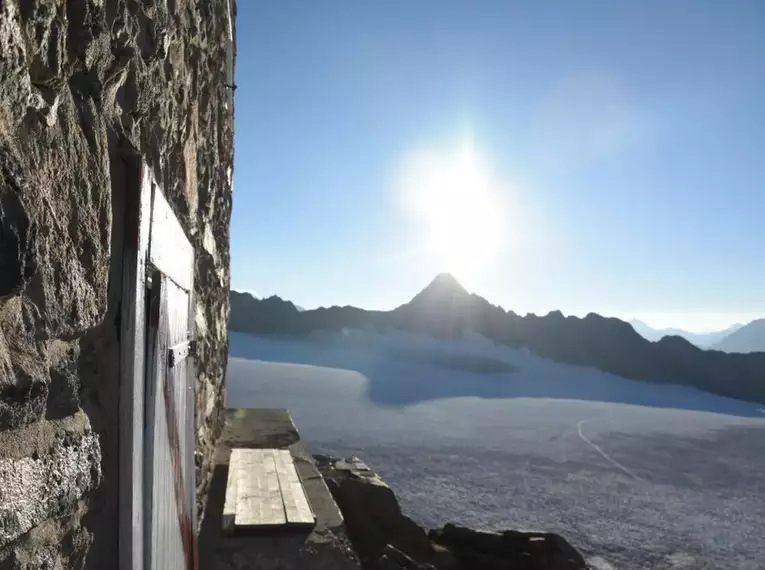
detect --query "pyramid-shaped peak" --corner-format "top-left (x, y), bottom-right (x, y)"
top-left (431, 272), bottom-right (465, 290)
top-left (404, 273), bottom-right (471, 308)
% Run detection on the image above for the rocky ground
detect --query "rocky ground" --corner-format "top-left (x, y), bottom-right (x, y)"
top-left (316, 455), bottom-right (588, 570)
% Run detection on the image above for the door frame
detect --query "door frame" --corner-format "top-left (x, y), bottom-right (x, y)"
top-left (119, 161), bottom-right (152, 570)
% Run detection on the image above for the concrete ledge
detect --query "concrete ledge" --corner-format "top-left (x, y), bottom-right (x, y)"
top-left (198, 408), bottom-right (360, 570)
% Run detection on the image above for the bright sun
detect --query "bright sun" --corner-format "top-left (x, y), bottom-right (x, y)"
top-left (397, 140), bottom-right (508, 278)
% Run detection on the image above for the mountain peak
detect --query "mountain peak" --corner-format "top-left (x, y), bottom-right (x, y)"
top-left (429, 272), bottom-right (466, 292)
top-left (400, 273), bottom-right (472, 313)
top-left (415, 273), bottom-right (470, 301)
top-left (711, 318), bottom-right (765, 353)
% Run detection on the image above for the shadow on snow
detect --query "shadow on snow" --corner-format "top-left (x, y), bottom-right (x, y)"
top-left (228, 331), bottom-right (765, 419)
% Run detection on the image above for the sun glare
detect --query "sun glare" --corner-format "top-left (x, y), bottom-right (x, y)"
top-left (397, 140), bottom-right (508, 278)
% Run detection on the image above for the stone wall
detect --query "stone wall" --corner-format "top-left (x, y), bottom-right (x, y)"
top-left (0, 0), bottom-right (235, 568)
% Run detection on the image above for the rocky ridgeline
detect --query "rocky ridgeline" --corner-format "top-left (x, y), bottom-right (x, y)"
top-left (315, 455), bottom-right (588, 570)
top-left (230, 273), bottom-right (765, 406)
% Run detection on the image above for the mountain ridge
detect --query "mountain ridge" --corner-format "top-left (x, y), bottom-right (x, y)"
top-left (628, 319), bottom-right (743, 348)
top-left (228, 274), bottom-right (765, 405)
top-left (711, 319), bottom-right (765, 353)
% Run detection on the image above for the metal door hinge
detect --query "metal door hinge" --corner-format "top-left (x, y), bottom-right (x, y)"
top-left (168, 339), bottom-right (197, 368)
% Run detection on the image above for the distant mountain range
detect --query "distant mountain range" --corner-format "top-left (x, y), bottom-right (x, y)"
top-left (229, 274), bottom-right (765, 405)
top-left (629, 318), bottom-right (765, 354)
top-left (628, 319), bottom-right (743, 348)
top-left (710, 319), bottom-right (765, 353)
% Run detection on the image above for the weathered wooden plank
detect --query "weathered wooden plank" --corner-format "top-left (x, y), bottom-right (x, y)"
top-left (148, 185), bottom-right (194, 291)
top-left (234, 450), bottom-right (260, 526)
top-left (262, 450), bottom-right (287, 526)
top-left (273, 450), bottom-right (315, 526)
top-left (225, 448), bottom-right (315, 531)
top-left (233, 449), bottom-right (286, 527)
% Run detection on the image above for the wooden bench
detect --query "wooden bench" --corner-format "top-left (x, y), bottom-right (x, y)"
top-left (223, 448), bottom-right (316, 533)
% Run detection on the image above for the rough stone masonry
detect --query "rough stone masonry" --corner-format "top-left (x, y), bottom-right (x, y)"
top-left (0, 0), bottom-right (235, 568)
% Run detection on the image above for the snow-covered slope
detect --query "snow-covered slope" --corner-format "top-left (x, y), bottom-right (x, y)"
top-left (227, 330), bottom-right (765, 569)
top-left (228, 329), bottom-right (763, 416)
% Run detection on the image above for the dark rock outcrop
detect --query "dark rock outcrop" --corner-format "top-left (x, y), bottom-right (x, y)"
top-left (315, 455), bottom-right (587, 570)
top-left (314, 456), bottom-right (437, 569)
top-left (230, 274), bottom-right (765, 405)
top-left (429, 524), bottom-right (586, 570)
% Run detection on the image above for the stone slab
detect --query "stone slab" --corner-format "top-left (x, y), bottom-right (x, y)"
top-left (198, 408), bottom-right (360, 570)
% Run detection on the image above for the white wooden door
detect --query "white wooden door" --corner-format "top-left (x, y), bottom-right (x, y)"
top-left (119, 164), bottom-right (196, 570)
top-left (143, 187), bottom-right (196, 570)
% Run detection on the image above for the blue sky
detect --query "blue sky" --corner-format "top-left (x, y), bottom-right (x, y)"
top-left (230, 0), bottom-right (764, 332)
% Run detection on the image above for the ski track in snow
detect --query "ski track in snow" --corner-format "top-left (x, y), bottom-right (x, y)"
top-left (576, 418), bottom-right (645, 482)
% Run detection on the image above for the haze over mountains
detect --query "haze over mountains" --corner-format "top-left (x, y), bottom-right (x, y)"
top-left (229, 273), bottom-right (765, 405)
top-left (628, 319), bottom-right (742, 348)
top-left (629, 319), bottom-right (765, 354)
top-left (710, 319), bottom-right (765, 354)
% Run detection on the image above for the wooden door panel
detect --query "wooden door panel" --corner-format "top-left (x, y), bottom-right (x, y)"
top-left (145, 276), bottom-right (188, 570)
top-left (143, 188), bottom-right (196, 570)
top-left (120, 165), bottom-right (196, 570)
top-left (148, 188), bottom-right (194, 292)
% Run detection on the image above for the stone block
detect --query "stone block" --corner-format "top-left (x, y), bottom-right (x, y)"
top-left (0, 425), bottom-right (101, 548)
